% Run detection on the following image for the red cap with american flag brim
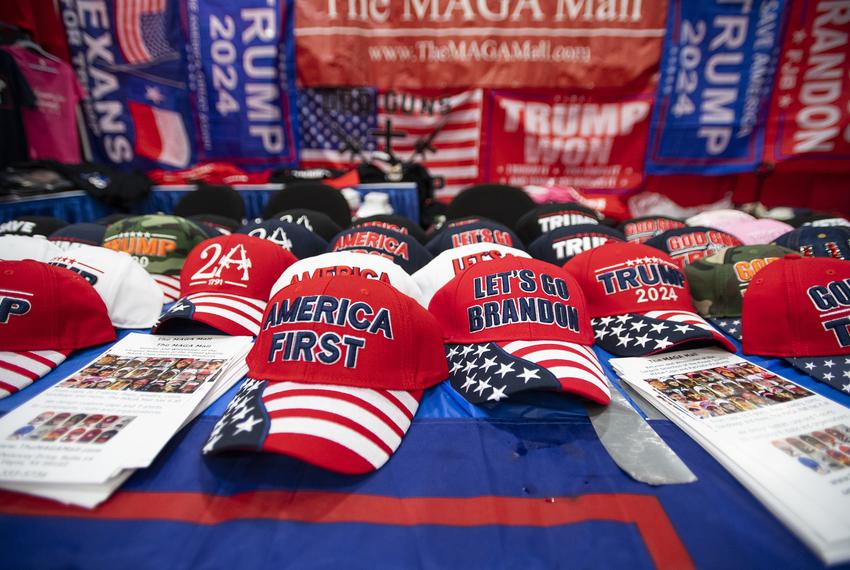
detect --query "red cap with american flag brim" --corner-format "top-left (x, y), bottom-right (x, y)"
top-left (202, 275), bottom-right (448, 474)
top-left (0, 260), bottom-right (116, 398)
top-left (153, 235), bottom-right (297, 337)
top-left (563, 241), bottom-right (736, 357)
top-left (427, 257), bottom-right (610, 406)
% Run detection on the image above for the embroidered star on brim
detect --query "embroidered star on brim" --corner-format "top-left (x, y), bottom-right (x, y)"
top-left (787, 356), bottom-right (850, 394)
top-left (708, 317), bottom-right (743, 341)
top-left (445, 340), bottom-right (610, 405)
top-left (203, 378), bottom-right (422, 475)
top-left (591, 310), bottom-right (736, 357)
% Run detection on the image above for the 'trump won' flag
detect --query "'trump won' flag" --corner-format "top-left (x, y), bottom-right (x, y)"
top-left (298, 88), bottom-right (484, 199)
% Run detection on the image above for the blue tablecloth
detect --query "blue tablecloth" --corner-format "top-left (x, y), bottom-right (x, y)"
top-left (0, 183), bottom-right (420, 224)
top-left (1, 330), bottom-right (847, 570)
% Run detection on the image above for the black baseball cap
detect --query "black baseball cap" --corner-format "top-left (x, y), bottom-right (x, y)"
top-left (262, 182), bottom-right (352, 229)
top-left (189, 214), bottom-right (242, 237)
top-left (330, 226), bottom-right (433, 274)
top-left (268, 209), bottom-right (342, 241)
top-left (0, 216), bottom-right (67, 237)
top-left (515, 202), bottom-right (601, 243)
top-left (238, 220), bottom-right (328, 259)
top-left (445, 184), bottom-right (536, 229)
top-left (426, 217), bottom-right (524, 255)
top-left (352, 214), bottom-right (428, 244)
top-left (529, 224), bottom-right (625, 264)
top-left (48, 223), bottom-right (106, 250)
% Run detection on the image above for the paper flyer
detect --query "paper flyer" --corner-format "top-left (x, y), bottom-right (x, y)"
top-left (610, 348), bottom-right (850, 564)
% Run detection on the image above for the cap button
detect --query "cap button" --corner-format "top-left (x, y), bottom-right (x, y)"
top-left (783, 253), bottom-right (802, 260)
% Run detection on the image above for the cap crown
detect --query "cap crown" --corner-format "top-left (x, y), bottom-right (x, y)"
top-left (773, 227), bottom-right (850, 260)
top-left (102, 215), bottom-right (207, 275)
top-left (0, 260), bottom-right (115, 351)
top-left (181, 235), bottom-right (297, 300)
top-left (620, 216), bottom-right (684, 243)
top-left (743, 256), bottom-right (850, 357)
top-left (249, 276), bottom-right (447, 390)
top-left (331, 226), bottom-right (432, 274)
top-left (529, 224), bottom-right (625, 264)
top-left (645, 226), bottom-right (742, 267)
top-left (564, 242), bottom-right (694, 318)
top-left (429, 257), bottom-right (594, 345)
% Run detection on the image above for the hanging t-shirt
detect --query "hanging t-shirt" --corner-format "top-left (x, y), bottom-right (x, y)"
top-left (0, 49), bottom-right (36, 168)
top-left (4, 46), bottom-right (84, 164)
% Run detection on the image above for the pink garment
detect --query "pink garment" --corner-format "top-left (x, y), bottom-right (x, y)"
top-left (5, 46), bottom-right (84, 163)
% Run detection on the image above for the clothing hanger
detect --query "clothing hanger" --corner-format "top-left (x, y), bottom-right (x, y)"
top-left (13, 37), bottom-right (62, 69)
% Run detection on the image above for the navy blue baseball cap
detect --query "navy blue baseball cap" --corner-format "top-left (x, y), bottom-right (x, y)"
top-left (48, 223), bottom-right (106, 251)
top-left (238, 220), bottom-right (328, 259)
top-left (330, 226), bottom-right (432, 274)
top-left (426, 217), bottom-right (524, 256)
top-left (529, 224), bottom-right (626, 265)
top-left (515, 202), bottom-right (602, 244)
top-left (772, 226), bottom-right (850, 260)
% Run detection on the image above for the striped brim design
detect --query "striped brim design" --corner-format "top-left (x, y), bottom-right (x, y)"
top-left (154, 292), bottom-right (267, 336)
top-left (0, 350), bottom-right (69, 399)
top-left (153, 274), bottom-right (181, 304)
top-left (203, 379), bottom-right (421, 474)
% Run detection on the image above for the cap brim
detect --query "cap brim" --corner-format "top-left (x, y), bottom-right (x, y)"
top-left (708, 317), bottom-right (743, 341)
top-left (445, 340), bottom-right (610, 405)
top-left (787, 356), bottom-right (850, 395)
top-left (152, 275), bottom-right (181, 304)
top-left (153, 292), bottom-right (266, 337)
top-left (203, 378), bottom-right (421, 474)
top-left (0, 350), bottom-right (69, 398)
top-left (592, 310), bottom-right (736, 357)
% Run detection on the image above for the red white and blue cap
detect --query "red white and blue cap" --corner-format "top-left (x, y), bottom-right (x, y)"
top-left (413, 243), bottom-right (531, 305)
top-left (743, 255), bottom-right (850, 394)
top-left (0, 260), bottom-right (115, 398)
top-left (153, 235), bottom-right (297, 336)
top-left (772, 226), bottom-right (850, 260)
top-left (203, 275), bottom-right (448, 474)
top-left (428, 257), bottom-right (610, 405)
top-left (425, 218), bottom-right (524, 256)
top-left (330, 226), bottom-right (432, 274)
top-left (564, 242), bottom-right (736, 357)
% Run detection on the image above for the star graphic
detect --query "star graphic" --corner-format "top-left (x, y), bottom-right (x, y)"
top-left (617, 334), bottom-right (632, 347)
top-left (650, 322), bottom-right (667, 334)
top-left (674, 324), bottom-right (692, 334)
top-left (460, 376), bottom-right (476, 391)
top-left (171, 302), bottom-right (191, 313)
top-left (473, 378), bottom-right (492, 396)
top-left (450, 361), bottom-right (463, 374)
top-left (230, 405), bottom-right (252, 422)
top-left (654, 337), bottom-right (673, 350)
top-left (792, 30), bottom-right (806, 44)
top-left (487, 385), bottom-right (508, 402)
top-left (518, 368), bottom-right (540, 383)
top-left (473, 344), bottom-right (489, 358)
top-left (496, 362), bottom-right (515, 378)
top-left (233, 415), bottom-right (263, 434)
top-left (845, 358), bottom-right (850, 365)
top-left (610, 324), bottom-right (626, 337)
top-left (843, 370), bottom-right (850, 379)
top-left (727, 327), bottom-right (737, 335)
top-left (732, 320), bottom-right (740, 325)
top-left (460, 345), bottom-right (474, 358)
top-left (778, 94), bottom-right (792, 109)
top-left (480, 356), bottom-right (497, 373)
top-left (843, 383), bottom-right (850, 393)
top-left (804, 362), bottom-right (815, 370)
top-left (598, 316), bottom-right (615, 326)
top-left (634, 334), bottom-right (651, 348)
top-left (463, 360), bottom-right (477, 374)
top-left (823, 372), bottom-right (834, 381)
top-left (630, 320), bottom-right (648, 332)
top-left (625, 259), bottom-right (636, 267)
top-left (144, 85), bottom-right (165, 104)
top-left (824, 360), bottom-right (835, 368)
top-left (595, 327), bottom-right (609, 340)
top-left (447, 346), bottom-right (459, 359)
top-left (203, 432), bottom-right (222, 453)
top-left (616, 314), bottom-right (631, 323)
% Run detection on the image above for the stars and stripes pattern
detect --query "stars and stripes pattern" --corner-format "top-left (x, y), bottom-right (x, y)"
top-left (153, 274), bottom-right (181, 304)
top-left (204, 378), bottom-right (420, 474)
top-left (298, 88), bottom-right (483, 200)
top-left (789, 357), bottom-right (850, 395)
top-left (710, 317), bottom-right (743, 340)
top-left (116, 0), bottom-right (176, 65)
top-left (0, 350), bottom-right (69, 399)
top-left (592, 310), bottom-right (734, 357)
top-left (445, 340), bottom-right (610, 405)
top-left (157, 292), bottom-right (267, 336)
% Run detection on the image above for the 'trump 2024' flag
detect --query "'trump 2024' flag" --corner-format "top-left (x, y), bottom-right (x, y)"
top-left (298, 88), bottom-right (483, 199)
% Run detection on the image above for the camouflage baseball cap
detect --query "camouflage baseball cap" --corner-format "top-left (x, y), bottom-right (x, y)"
top-left (685, 245), bottom-right (794, 338)
top-left (102, 215), bottom-right (208, 303)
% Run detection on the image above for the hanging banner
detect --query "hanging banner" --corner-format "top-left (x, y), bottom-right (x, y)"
top-left (298, 88), bottom-right (484, 199)
top-left (646, 0), bottom-right (786, 174)
top-left (60, 0), bottom-right (195, 169)
top-left (487, 91), bottom-right (652, 191)
top-left (764, 0), bottom-right (850, 171)
top-left (183, 0), bottom-right (299, 168)
top-left (294, 0), bottom-right (667, 90)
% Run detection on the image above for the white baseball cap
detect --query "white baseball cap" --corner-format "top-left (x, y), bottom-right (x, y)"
top-left (271, 251), bottom-right (427, 307)
top-left (0, 235), bottom-right (64, 262)
top-left (49, 245), bottom-right (164, 328)
top-left (413, 243), bottom-right (531, 305)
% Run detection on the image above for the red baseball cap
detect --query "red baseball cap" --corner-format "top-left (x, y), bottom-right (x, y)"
top-left (564, 242), bottom-right (736, 357)
top-left (743, 255), bottom-right (850, 394)
top-left (428, 257), bottom-right (610, 405)
top-left (0, 260), bottom-right (116, 398)
top-left (203, 275), bottom-right (448, 474)
top-left (153, 235), bottom-right (297, 336)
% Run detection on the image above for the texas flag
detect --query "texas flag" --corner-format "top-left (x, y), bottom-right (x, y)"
top-left (129, 101), bottom-right (191, 168)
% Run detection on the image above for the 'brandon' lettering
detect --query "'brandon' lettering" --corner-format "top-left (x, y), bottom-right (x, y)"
top-left (468, 297), bottom-right (579, 332)
top-left (596, 262), bottom-right (684, 294)
top-left (262, 295), bottom-right (393, 339)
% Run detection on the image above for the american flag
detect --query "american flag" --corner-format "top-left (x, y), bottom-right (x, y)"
top-left (298, 88), bottom-right (483, 200)
top-left (0, 349), bottom-right (68, 399)
top-left (445, 340), bottom-right (610, 405)
top-left (204, 378), bottom-right (420, 473)
top-left (592, 310), bottom-right (732, 357)
top-left (115, 0), bottom-right (176, 65)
